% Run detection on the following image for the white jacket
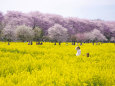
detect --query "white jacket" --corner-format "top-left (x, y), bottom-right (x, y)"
top-left (76, 50), bottom-right (81, 56)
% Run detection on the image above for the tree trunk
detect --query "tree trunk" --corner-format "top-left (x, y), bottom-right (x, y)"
top-left (54, 42), bottom-right (56, 45)
top-left (92, 42), bottom-right (94, 45)
top-left (59, 42), bottom-right (61, 45)
top-left (8, 42), bottom-right (10, 45)
top-left (72, 41), bottom-right (73, 45)
top-left (96, 42), bottom-right (98, 45)
top-left (73, 41), bottom-right (75, 45)
top-left (31, 41), bottom-right (33, 45)
top-left (28, 41), bottom-right (30, 45)
top-left (36, 41), bottom-right (38, 45)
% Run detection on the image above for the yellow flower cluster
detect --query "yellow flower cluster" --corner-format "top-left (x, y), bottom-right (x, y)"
top-left (0, 42), bottom-right (114, 86)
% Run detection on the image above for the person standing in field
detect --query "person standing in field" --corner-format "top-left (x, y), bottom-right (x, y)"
top-left (75, 46), bottom-right (81, 56)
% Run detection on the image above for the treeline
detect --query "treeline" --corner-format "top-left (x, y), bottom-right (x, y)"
top-left (0, 11), bottom-right (115, 44)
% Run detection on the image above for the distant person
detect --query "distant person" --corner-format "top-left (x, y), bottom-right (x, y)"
top-left (75, 46), bottom-right (81, 56)
top-left (28, 42), bottom-right (30, 45)
top-left (40, 42), bottom-right (43, 45)
top-left (80, 42), bottom-right (82, 45)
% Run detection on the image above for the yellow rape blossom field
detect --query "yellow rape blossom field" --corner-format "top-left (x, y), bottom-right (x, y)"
top-left (0, 42), bottom-right (115, 86)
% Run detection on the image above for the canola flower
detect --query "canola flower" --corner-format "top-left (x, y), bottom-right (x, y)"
top-left (0, 42), bottom-right (115, 86)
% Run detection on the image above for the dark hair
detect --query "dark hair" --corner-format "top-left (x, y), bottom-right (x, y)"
top-left (77, 46), bottom-right (80, 49)
top-left (76, 46), bottom-right (80, 50)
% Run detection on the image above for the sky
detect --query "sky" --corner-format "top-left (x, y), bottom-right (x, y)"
top-left (0, 0), bottom-right (115, 21)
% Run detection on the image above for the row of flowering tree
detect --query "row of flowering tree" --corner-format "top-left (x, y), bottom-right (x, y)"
top-left (0, 11), bottom-right (115, 44)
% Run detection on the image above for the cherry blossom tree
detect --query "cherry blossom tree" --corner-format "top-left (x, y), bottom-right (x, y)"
top-left (84, 29), bottom-right (107, 42)
top-left (75, 33), bottom-right (85, 42)
top-left (28, 12), bottom-right (54, 34)
top-left (0, 12), bottom-right (3, 22)
top-left (48, 24), bottom-right (68, 45)
top-left (4, 11), bottom-right (31, 28)
top-left (15, 25), bottom-right (34, 43)
top-left (0, 11), bottom-right (114, 42)
top-left (2, 25), bottom-right (15, 45)
top-left (0, 12), bottom-right (4, 39)
top-left (33, 27), bottom-right (44, 44)
top-left (110, 37), bottom-right (115, 42)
